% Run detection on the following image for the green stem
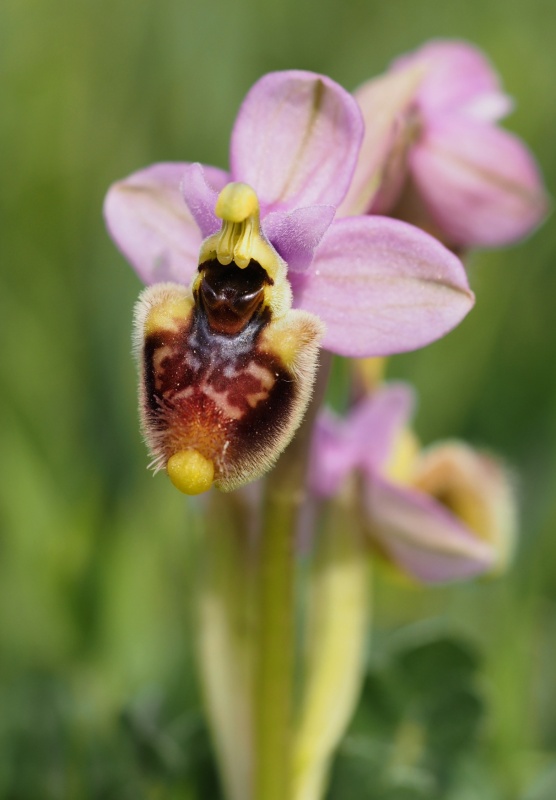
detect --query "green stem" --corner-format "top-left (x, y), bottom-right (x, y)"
top-left (195, 493), bottom-right (256, 800)
top-left (292, 497), bottom-right (369, 800)
top-left (255, 485), bottom-right (297, 800)
top-left (255, 352), bottom-right (332, 800)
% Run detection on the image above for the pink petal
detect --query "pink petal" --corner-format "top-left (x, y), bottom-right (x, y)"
top-left (459, 91), bottom-right (514, 123)
top-left (104, 162), bottom-right (227, 285)
top-left (354, 383), bottom-right (416, 472)
top-left (230, 71), bottom-right (363, 211)
top-left (339, 65), bottom-right (424, 216)
top-left (181, 162), bottom-right (230, 238)
top-left (309, 382), bottom-right (416, 497)
top-left (410, 116), bottom-right (549, 248)
top-left (364, 475), bottom-right (495, 583)
top-left (308, 410), bottom-right (360, 498)
top-left (290, 217), bottom-right (474, 357)
top-left (392, 39), bottom-right (511, 121)
top-left (262, 205), bottom-right (336, 271)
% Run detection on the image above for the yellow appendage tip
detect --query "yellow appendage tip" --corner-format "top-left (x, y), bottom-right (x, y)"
top-left (215, 182), bottom-right (259, 222)
top-left (167, 450), bottom-right (214, 495)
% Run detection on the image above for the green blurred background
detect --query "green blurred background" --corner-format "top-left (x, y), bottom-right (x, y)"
top-left (2, 0), bottom-right (556, 797)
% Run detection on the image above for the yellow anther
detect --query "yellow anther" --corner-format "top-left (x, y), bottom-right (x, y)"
top-left (215, 182), bottom-right (260, 222)
top-left (167, 449), bottom-right (214, 495)
top-left (197, 181), bottom-right (285, 284)
top-left (211, 183), bottom-right (260, 268)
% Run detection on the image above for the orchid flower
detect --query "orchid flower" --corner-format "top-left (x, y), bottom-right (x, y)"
top-left (104, 70), bottom-right (473, 494)
top-left (340, 40), bottom-right (549, 250)
top-left (310, 381), bottom-right (517, 583)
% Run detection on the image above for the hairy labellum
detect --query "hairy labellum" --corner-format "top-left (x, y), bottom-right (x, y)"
top-left (134, 183), bottom-right (324, 494)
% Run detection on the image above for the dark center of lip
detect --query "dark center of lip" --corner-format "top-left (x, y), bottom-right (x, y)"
top-left (199, 259), bottom-right (270, 335)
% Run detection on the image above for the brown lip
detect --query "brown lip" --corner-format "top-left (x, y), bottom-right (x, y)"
top-left (198, 258), bottom-right (269, 335)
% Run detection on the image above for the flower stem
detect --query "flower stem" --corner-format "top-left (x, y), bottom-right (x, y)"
top-left (195, 493), bottom-right (256, 800)
top-left (292, 496), bottom-right (369, 800)
top-left (255, 352), bottom-right (332, 800)
top-left (255, 485), bottom-right (297, 800)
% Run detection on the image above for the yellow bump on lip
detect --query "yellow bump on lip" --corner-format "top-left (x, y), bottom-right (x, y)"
top-left (144, 294), bottom-right (193, 337)
top-left (167, 449), bottom-right (215, 495)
